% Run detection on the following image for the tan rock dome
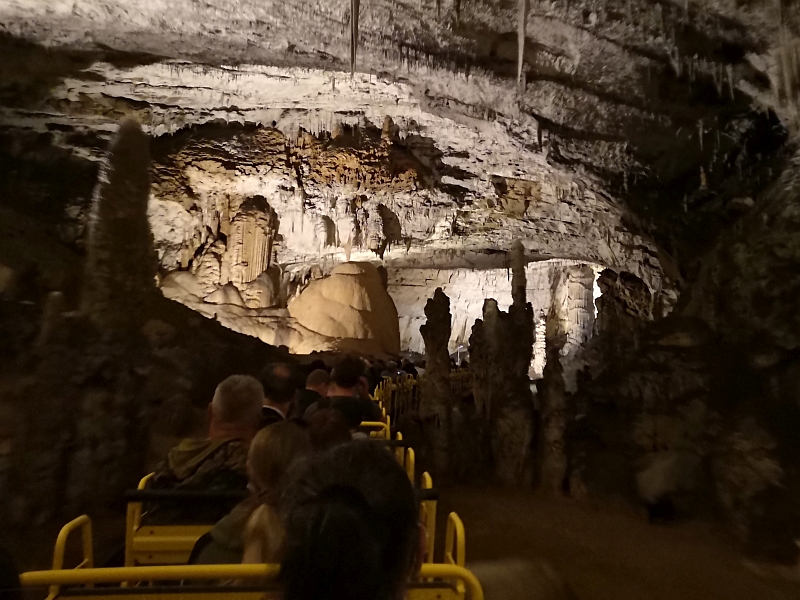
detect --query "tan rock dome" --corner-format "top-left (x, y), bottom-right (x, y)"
top-left (288, 262), bottom-right (401, 356)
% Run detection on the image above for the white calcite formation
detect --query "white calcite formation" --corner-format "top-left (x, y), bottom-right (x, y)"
top-left (388, 260), bottom-right (597, 377)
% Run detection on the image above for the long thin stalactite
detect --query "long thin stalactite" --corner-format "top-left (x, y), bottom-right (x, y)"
top-left (351, 0), bottom-right (360, 78)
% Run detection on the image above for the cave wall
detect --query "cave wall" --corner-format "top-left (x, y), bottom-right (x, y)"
top-left (569, 150), bottom-right (800, 562)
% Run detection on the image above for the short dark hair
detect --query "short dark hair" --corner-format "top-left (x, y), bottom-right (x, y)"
top-left (331, 355), bottom-right (365, 389)
top-left (306, 369), bottom-right (330, 389)
top-left (260, 363), bottom-right (297, 405)
top-left (280, 442), bottom-right (418, 600)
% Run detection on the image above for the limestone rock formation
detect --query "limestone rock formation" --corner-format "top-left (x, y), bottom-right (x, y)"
top-left (419, 287), bottom-right (452, 476)
top-left (469, 242), bottom-right (535, 486)
top-left (224, 195), bottom-right (279, 286)
top-left (80, 119), bottom-right (157, 329)
top-left (288, 262), bottom-right (401, 356)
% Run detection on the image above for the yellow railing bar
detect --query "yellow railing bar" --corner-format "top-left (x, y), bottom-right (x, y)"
top-left (420, 472), bottom-right (436, 564)
top-left (395, 432), bottom-right (405, 466)
top-left (125, 473), bottom-right (154, 567)
top-left (360, 421), bottom-right (389, 440)
top-left (19, 563), bottom-right (483, 600)
top-left (444, 512), bottom-right (465, 568)
top-left (49, 515), bottom-right (93, 600)
top-left (405, 447), bottom-right (415, 483)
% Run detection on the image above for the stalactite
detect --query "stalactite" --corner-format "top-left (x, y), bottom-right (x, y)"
top-left (350, 0), bottom-right (360, 78)
top-left (517, 0), bottom-right (528, 88)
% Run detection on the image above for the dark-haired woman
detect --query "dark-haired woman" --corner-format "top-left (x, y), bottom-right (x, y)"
top-left (279, 441), bottom-right (424, 600)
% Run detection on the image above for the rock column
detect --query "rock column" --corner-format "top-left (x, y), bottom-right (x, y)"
top-left (469, 241), bottom-right (535, 486)
top-left (419, 288), bottom-right (452, 477)
top-left (81, 119), bottom-right (157, 329)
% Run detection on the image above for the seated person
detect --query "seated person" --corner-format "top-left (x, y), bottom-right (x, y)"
top-left (279, 441), bottom-right (423, 600)
top-left (291, 369), bottom-right (330, 419)
top-left (148, 375), bottom-right (264, 523)
top-left (303, 355), bottom-right (382, 430)
top-left (192, 420), bottom-right (312, 565)
top-left (260, 363), bottom-right (297, 428)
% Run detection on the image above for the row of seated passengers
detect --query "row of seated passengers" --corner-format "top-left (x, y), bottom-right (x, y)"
top-left (148, 356), bottom-right (412, 584)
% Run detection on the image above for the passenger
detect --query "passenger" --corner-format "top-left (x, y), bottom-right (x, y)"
top-left (279, 441), bottom-right (423, 600)
top-left (291, 369), bottom-right (330, 419)
top-left (381, 360), bottom-right (401, 381)
top-left (307, 409), bottom-right (352, 452)
top-left (242, 420), bottom-right (312, 564)
top-left (303, 355), bottom-right (382, 431)
top-left (401, 359), bottom-right (418, 377)
top-left (149, 375), bottom-right (263, 523)
top-left (260, 363), bottom-right (297, 428)
top-left (191, 420), bottom-right (312, 565)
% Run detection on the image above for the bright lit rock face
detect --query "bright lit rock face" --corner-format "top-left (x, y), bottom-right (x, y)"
top-left (288, 262), bottom-right (401, 356)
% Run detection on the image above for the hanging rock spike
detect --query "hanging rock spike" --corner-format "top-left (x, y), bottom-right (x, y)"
top-left (350, 0), bottom-right (360, 78)
top-left (517, 0), bottom-right (528, 88)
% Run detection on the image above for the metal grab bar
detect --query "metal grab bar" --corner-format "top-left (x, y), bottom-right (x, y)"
top-left (445, 512), bottom-right (466, 568)
top-left (49, 515), bottom-right (94, 600)
top-left (125, 473), bottom-right (153, 568)
top-left (405, 447), bottom-right (416, 484)
top-left (359, 421), bottom-right (390, 439)
top-left (420, 472), bottom-right (437, 564)
top-left (19, 563), bottom-right (483, 600)
top-left (52, 515), bottom-right (94, 571)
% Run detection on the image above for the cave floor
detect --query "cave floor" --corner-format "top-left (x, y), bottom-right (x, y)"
top-left (439, 487), bottom-right (800, 600)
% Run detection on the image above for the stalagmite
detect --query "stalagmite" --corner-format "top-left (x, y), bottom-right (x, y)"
top-left (468, 241), bottom-right (535, 486)
top-left (34, 291), bottom-right (64, 353)
top-left (81, 119), bottom-right (157, 330)
top-left (539, 310), bottom-right (568, 494)
top-left (419, 288), bottom-right (452, 476)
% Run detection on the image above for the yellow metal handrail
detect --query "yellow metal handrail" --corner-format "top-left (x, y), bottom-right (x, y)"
top-left (20, 563), bottom-right (483, 600)
top-left (125, 473), bottom-right (154, 567)
top-left (405, 447), bottom-right (416, 483)
top-left (395, 432), bottom-right (405, 466)
top-left (48, 515), bottom-right (94, 600)
top-left (360, 420), bottom-right (390, 440)
top-left (445, 512), bottom-right (466, 568)
top-left (420, 472), bottom-right (436, 564)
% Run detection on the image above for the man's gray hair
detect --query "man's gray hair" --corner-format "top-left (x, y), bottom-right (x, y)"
top-left (211, 375), bottom-right (264, 425)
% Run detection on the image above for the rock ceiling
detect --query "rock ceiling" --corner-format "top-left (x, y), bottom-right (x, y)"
top-left (1, 0), bottom-right (797, 294)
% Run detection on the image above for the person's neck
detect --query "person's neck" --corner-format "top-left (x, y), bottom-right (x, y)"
top-left (327, 384), bottom-right (358, 397)
top-left (263, 399), bottom-right (289, 417)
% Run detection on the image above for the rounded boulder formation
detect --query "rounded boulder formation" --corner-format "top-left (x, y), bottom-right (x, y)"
top-left (288, 262), bottom-right (400, 356)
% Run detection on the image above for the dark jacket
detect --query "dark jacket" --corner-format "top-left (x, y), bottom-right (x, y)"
top-left (260, 406), bottom-right (285, 429)
top-left (292, 389), bottom-right (322, 420)
top-left (147, 437), bottom-right (249, 524)
top-left (304, 395), bottom-right (382, 429)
